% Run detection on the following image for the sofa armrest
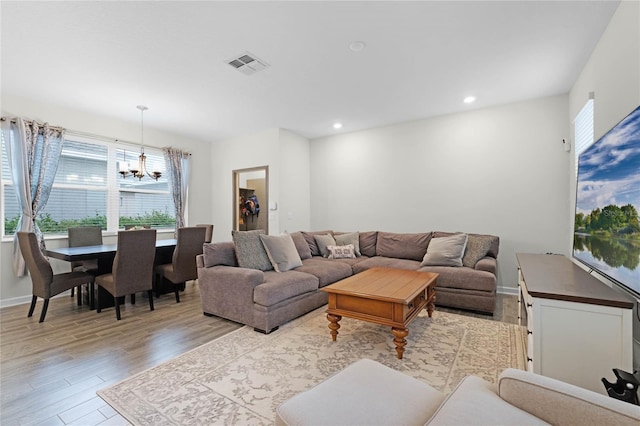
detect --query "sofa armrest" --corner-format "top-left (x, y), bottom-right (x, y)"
top-left (475, 256), bottom-right (496, 275)
top-left (198, 265), bottom-right (265, 323)
top-left (498, 368), bottom-right (640, 426)
top-left (196, 254), bottom-right (205, 268)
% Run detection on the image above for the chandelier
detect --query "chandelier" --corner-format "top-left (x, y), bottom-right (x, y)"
top-left (118, 105), bottom-right (161, 181)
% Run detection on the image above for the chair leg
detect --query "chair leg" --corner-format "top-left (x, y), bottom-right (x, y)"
top-left (71, 287), bottom-right (75, 297)
top-left (130, 293), bottom-right (136, 305)
top-left (114, 297), bottom-right (121, 320)
top-left (76, 285), bottom-right (82, 306)
top-left (148, 290), bottom-right (155, 311)
top-left (28, 295), bottom-right (37, 317)
top-left (174, 287), bottom-right (181, 303)
top-left (39, 299), bottom-right (50, 323)
top-left (89, 282), bottom-right (95, 310)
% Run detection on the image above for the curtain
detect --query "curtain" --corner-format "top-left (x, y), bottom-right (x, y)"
top-left (163, 147), bottom-right (190, 230)
top-left (1, 118), bottom-right (65, 276)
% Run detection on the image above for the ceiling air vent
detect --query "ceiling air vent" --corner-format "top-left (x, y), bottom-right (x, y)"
top-left (226, 52), bottom-right (269, 75)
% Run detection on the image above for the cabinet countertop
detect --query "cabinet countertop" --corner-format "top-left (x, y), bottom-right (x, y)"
top-left (516, 253), bottom-right (634, 309)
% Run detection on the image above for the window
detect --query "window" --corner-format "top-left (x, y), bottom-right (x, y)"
top-left (574, 98), bottom-right (594, 173)
top-left (1, 132), bottom-right (175, 236)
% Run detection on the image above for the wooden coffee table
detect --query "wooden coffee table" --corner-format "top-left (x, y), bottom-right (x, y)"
top-left (321, 267), bottom-right (438, 359)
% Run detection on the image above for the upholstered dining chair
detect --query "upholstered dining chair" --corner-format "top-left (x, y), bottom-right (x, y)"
top-left (67, 226), bottom-right (102, 305)
top-left (196, 224), bottom-right (214, 243)
top-left (17, 232), bottom-right (96, 323)
top-left (95, 229), bottom-right (157, 320)
top-left (155, 226), bottom-right (207, 303)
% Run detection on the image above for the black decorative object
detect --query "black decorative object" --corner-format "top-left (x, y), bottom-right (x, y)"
top-left (602, 368), bottom-right (640, 405)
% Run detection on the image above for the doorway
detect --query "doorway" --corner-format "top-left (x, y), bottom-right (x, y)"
top-left (233, 166), bottom-right (268, 233)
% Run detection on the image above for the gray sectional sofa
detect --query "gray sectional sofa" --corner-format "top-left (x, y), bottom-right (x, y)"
top-left (196, 230), bottom-right (499, 333)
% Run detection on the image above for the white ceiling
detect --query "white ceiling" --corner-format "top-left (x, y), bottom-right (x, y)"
top-left (1, 1), bottom-right (619, 143)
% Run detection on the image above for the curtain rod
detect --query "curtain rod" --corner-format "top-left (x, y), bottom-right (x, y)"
top-left (1, 117), bottom-right (191, 155)
top-left (1, 116), bottom-right (65, 133)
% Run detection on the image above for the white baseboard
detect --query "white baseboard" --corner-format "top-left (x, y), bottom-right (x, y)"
top-left (497, 286), bottom-right (519, 296)
top-left (0, 291), bottom-right (71, 309)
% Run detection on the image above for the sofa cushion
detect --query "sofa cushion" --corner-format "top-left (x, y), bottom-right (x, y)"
top-left (418, 266), bottom-right (496, 292)
top-left (426, 375), bottom-right (545, 425)
top-left (253, 270), bottom-right (319, 307)
top-left (202, 241), bottom-right (238, 267)
top-left (259, 234), bottom-right (303, 272)
top-left (462, 234), bottom-right (494, 267)
top-left (359, 231), bottom-right (378, 257)
top-left (296, 258), bottom-right (353, 287)
top-left (327, 244), bottom-right (356, 259)
top-left (376, 232), bottom-right (432, 261)
top-left (314, 234), bottom-right (336, 257)
top-left (352, 256), bottom-right (421, 274)
top-left (334, 232), bottom-right (361, 256)
top-left (421, 233), bottom-right (468, 267)
top-left (302, 230), bottom-right (333, 256)
top-left (232, 230), bottom-right (273, 271)
top-left (289, 231), bottom-right (312, 260)
top-left (276, 359), bottom-right (445, 426)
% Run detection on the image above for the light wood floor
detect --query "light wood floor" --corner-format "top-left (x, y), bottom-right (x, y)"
top-left (0, 285), bottom-right (517, 426)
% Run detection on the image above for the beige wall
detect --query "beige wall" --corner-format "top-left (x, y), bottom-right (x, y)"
top-left (310, 95), bottom-right (570, 292)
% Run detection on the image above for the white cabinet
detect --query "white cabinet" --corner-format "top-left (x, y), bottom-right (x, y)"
top-left (517, 253), bottom-right (634, 394)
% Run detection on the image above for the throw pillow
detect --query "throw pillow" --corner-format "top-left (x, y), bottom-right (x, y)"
top-left (327, 244), bottom-right (356, 259)
top-left (314, 234), bottom-right (337, 258)
top-left (334, 232), bottom-right (361, 257)
top-left (259, 234), bottom-right (303, 272)
top-left (462, 235), bottom-right (494, 268)
top-left (302, 230), bottom-right (333, 256)
top-left (231, 230), bottom-right (273, 271)
top-left (420, 233), bottom-right (468, 267)
top-left (290, 231), bottom-right (312, 260)
top-left (203, 241), bottom-right (238, 267)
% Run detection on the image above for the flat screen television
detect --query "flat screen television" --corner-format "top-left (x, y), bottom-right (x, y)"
top-left (573, 105), bottom-right (640, 299)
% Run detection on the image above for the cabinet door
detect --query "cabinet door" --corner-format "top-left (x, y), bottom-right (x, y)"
top-left (534, 298), bottom-right (633, 394)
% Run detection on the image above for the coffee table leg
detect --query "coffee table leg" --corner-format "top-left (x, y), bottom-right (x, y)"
top-left (427, 287), bottom-right (436, 318)
top-left (327, 314), bottom-right (341, 341)
top-left (391, 327), bottom-right (409, 359)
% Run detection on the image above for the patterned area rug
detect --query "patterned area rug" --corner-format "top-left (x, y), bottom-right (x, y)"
top-left (98, 307), bottom-right (526, 425)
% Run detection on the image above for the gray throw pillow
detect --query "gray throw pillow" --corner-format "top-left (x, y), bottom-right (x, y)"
top-left (462, 235), bottom-right (494, 268)
top-left (231, 230), bottom-right (273, 271)
top-left (420, 233), bottom-right (468, 267)
top-left (203, 242), bottom-right (238, 267)
top-left (259, 234), bottom-right (303, 272)
top-left (334, 232), bottom-right (361, 257)
top-left (314, 234), bottom-right (337, 258)
top-left (290, 231), bottom-right (312, 260)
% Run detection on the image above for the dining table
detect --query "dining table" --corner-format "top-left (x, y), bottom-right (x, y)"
top-left (45, 238), bottom-right (177, 310)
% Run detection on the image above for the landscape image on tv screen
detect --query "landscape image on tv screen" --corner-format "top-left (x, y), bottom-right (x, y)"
top-left (573, 105), bottom-right (640, 297)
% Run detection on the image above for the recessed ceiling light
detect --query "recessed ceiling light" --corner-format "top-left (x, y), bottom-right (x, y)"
top-left (333, 122), bottom-right (343, 129)
top-left (463, 96), bottom-right (476, 104)
top-left (349, 41), bottom-right (366, 52)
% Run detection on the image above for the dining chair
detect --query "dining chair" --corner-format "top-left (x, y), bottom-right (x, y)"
top-left (17, 232), bottom-right (95, 323)
top-left (155, 226), bottom-right (207, 303)
top-left (95, 229), bottom-right (157, 320)
top-left (196, 224), bottom-right (214, 243)
top-left (68, 226), bottom-right (102, 306)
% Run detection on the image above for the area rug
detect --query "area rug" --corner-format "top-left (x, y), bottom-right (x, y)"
top-left (98, 307), bottom-right (526, 425)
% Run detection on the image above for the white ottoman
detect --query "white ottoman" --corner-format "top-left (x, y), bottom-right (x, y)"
top-left (275, 358), bottom-right (445, 426)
